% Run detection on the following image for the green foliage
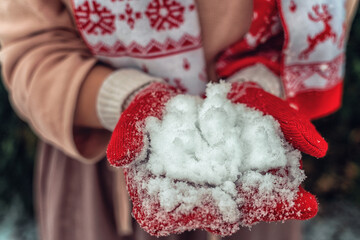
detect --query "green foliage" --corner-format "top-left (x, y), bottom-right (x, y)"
top-left (0, 74), bottom-right (37, 221)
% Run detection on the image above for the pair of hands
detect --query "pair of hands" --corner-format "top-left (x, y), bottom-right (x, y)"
top-left (107, 81), bottom-right (327, 164)
top-left (106, 79), bottom-right (328, 236)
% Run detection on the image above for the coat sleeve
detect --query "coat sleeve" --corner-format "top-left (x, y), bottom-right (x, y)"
top-left (0, 0), bottom-right (112, 163)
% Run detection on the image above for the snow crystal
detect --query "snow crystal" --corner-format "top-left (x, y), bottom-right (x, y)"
top-left (127, 82), bottom-right (305, 235)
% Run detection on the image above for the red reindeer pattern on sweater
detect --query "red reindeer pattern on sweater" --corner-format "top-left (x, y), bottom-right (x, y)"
top-left (217, 0), bottom-right (346, 119)
top-left (281, 0), bottom-right (346, 119)
top-left (299, 4), bottom-right (338, 60)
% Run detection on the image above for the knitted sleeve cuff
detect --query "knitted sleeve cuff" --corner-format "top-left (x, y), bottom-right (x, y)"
top-left (96, 69), bottom-right (162, 131)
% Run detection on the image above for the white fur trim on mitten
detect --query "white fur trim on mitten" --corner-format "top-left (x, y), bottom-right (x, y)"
top-left (96, 69), bottom-right (162, 131)
top-left (226, 64), bottom-right (284, 98)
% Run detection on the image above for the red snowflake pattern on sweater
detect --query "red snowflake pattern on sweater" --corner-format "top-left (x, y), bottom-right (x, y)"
top-left (74, 1), bottom-right (115, 35)
top-left (145, 0), bottom-right (185, 31)
top-left (119, 3), bottom-right (142, 29)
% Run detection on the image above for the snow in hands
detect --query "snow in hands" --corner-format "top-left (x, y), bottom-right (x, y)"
top-left (125, 82), bottom-right (306, 236)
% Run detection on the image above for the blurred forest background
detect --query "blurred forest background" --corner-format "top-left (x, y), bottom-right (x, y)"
top-left (0, 7), bottom-right (360, 240)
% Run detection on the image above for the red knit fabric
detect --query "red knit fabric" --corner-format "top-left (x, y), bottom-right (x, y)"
top-left (240, 186), bottom-right (318, 226)
top-left (216, 0), bottom-right (346, 121)
top-left (288, 82), bottom-right (343, 120)
top-left (106, 82), bottom-right (180, 166)
top-left (227, 82), bottom-right (328, 158)
top-left (125, 166), bottom-right (318, 237)
top-left (107, 81), bottom-right (325, 236)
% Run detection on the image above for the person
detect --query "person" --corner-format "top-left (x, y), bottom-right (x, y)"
top-left (0, 0), bottom-right (358, 240)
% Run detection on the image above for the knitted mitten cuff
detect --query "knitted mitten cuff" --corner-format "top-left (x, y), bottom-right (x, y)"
top-left (96, 69), bottom-right (162, 131)
top-left (225, 64), bottom-right (284, 98)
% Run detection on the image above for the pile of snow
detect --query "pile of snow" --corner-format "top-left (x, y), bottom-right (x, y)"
top-left (127, 83), bottom-right (305, 233)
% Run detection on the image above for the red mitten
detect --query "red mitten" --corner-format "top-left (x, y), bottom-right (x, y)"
top-left (107, 82), bottom-right (181, 166)
top-left (227, 82), bottom-right (328, 158)
top-left (224, 81), bottom-right (327, 226)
